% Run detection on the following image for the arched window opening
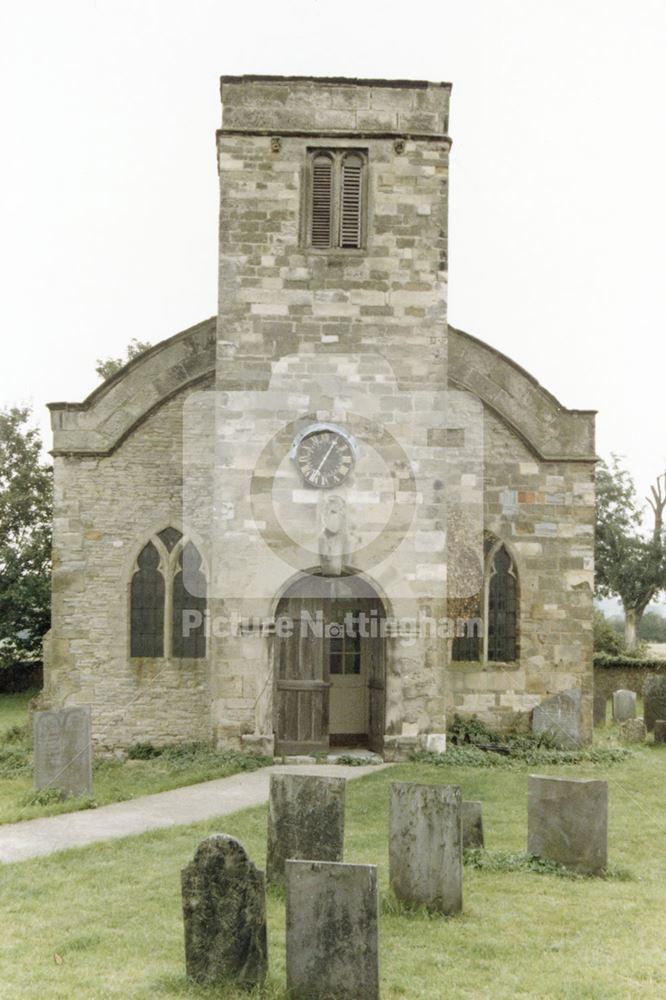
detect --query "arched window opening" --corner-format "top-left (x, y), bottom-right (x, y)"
top-left (340, 154), bottom-right (363, 249)
top-left (130, 530), bottom-right (207, 660)
top-left (172, 542), bottom-right (207, 658)
top-left (311, 154), bottom-right (334, 248)
top-left (449, 547), bottom-right (483, 663)
top-left (130, 541), bottom-right (165, 657)
top-left (307, 149), bottom-right (367, 250)
top-left (487, 545), bottom-right (518, 662)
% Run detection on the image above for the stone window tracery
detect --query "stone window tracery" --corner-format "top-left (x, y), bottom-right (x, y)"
top-left (130, 529), bottom-right (207, 659)
top-left (449, 538), bottom-right (518, 664)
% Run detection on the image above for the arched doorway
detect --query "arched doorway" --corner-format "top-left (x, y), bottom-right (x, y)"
top-left (273, 573), bottom-right (386, 756)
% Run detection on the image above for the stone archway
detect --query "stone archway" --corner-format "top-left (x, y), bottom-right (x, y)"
top-left (273, 573), bottom-right (386, 756)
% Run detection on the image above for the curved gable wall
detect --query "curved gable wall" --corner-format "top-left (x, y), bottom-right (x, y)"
top-left (49, 319), bottom-right (595, 462)
top-left (49, 317), bottom-right (217, 456)
top-left (448, 327), bottom-right (595, 462)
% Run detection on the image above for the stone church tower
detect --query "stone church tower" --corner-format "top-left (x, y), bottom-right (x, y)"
top-left (45, 77), bottom-right (596, 756)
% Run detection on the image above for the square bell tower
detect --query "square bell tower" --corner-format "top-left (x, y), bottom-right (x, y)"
top-left (215, 75), bottom-right (451, 390)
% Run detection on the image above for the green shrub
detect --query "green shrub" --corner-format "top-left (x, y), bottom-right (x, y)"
top-left (411, 743), bottom-right (629, 769)
top-left (463, 848), bottom-right (634, 881)
top-left (594, 653), bottom-right (666, 669)
top-left (0, 721), bottom-right (31, 776)
top-left (593, 610), bottom-right (626, 655)
top-left (21, 787), bottom-right (65, 806)
top-left (126, 741), bottom-right (162, 760)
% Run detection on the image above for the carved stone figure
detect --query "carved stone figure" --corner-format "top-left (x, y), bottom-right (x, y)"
top-left (319, 494), bottom-right (347, 576)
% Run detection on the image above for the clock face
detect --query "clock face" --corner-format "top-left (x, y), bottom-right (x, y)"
top-left (295, 428), bottom-right (355, 488)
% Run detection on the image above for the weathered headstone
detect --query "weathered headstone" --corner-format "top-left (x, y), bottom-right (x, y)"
top-left (389, 781), bottom-right (462, 914)
top-left (654, 720), bottom-right (666, 744)
top-left (527, 774), bottom-right (608, 875)
top-left (266, 773), bottom-right (345, 886)
top-left (181, 834), bottom-right (267, 987)
top-left (462, 800), bottom-right (485, 849)
top-left (593, 689), bottom-right (607, 726)
top-left (286, 860), bottom-right (379, 1000)
top-left (643, 675), bottom-right (666, 732)
top-left (619, 718), bottom-right (647, 743)
top-left (531, 688), bottom-right (582, 748)
top-left (612, 689), bottom-right (636, 723)
top-left (33, 706), bottom-right (93, 798)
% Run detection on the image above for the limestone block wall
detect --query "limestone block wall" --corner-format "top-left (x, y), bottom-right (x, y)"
top-left (44, 388), bottom-right (215, 749)
top-left (216, 77), bottom-right (451, 392)
top-left (446, 410), bottom-right (596, 740)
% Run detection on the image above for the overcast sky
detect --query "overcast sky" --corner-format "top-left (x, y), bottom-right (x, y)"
top-left (2, 0), bottom-right (665, 519)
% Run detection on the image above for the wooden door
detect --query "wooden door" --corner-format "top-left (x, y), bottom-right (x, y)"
top-left (274, 596), bottom-right (330, 755)
top-left (366, 601), bottom-right (385, 754)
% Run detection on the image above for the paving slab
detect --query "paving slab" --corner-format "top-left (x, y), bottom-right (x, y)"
top-left (0, 763), bottom-right (390, 865)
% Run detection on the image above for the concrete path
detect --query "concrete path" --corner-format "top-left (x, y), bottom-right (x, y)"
top-left (0, 763), bottom-right (391, 865)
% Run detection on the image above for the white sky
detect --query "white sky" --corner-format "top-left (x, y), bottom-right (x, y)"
top-left (2, 0), bottom-right (666, 515)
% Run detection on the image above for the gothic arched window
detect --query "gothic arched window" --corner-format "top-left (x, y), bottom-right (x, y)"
top-left (487, 545), bottom-right (518, 662)
top-left (130, 529), bottom-right (207, 659)
top-left (130, 541), bottom-right (165, 657)
top-left (449, 538), bottom-right (519, 664)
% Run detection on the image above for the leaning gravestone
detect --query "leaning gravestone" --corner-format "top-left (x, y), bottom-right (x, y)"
top-left (462, 800), bottom-right (485, 849)
top-left (33, 706), bottom-right (93, 798)
top-left (654, 720), bottom-right (666, 744)
top-left (286, 860), bottom-right (379, 1000)
top-left (266, 773), bottom-right (345, 886)
top-left (181, 834), bottom-right (267, 987)
top-left (389, 781), bottom-right (462, 914)
top-left (619, 718), bottom-right (647, 743)
top-left (527, 774), bottom-right (608, 875)
top-left (531, 689), bottom-right (582, 748)
top-left (612, 689), bottom-right (636, 723)
top-left (593, 689), bottom-right (607, 726)
top-left (643, 675), bottom-right (666, 732)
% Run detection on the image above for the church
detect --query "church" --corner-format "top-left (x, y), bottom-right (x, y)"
top-left (43, 76), bottom-right (596, 758)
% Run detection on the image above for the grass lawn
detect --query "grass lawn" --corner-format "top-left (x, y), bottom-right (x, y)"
top-left (0, 692), bottom-right (270, 825)
top-left (2, 744), bottom-right (666, 999)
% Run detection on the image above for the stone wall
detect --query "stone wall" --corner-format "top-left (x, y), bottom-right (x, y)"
top-left (44, 385), bottom-right (215, 749)
top-left (448, 410), bottom-right (595, 736)
top-left (44, 76), bottom-right (596, 750)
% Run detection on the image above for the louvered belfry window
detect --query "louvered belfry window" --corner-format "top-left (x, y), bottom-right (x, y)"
top-left (311, 155), bottom-right (333, 248)
top-left (308, 149), bottom-right (366, 250)
top-left (340, 154), bottom-right (363, 248)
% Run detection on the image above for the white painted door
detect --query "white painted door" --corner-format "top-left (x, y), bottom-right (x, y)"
top-left (329, 610), bottom-right (367, 737)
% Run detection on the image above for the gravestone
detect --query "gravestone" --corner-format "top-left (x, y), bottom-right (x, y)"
top-left (654, 720), bottom-right (666, 744)
top-left (389, 781), bottom-right (462, 914)
top-left (531, 688), bottom-right (582, 748)
top-left (528, 774), bottom-right (608, 875)
top-left (462, 800), bottom-right (485, 849)
top-left (286, 860), bottom-right (379, 1000)
top-left (181, 834), bottom-right (267, 987)
top-left (266, 773), bottom-right (345, 886)
top-left (33, 706), bottom-right (93, 798)
top-left (619, 718), bottom-right (647, 743)
top-left (643, 675), bottom-right (666, 732)
top-left (593, 689), bottom-right (607, 726)
top-left (612, 689), bottom-right (636, 723)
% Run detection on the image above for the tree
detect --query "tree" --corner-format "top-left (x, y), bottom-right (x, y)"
top-left (593, 609), bottom-right (626, 655)
top-left (95, 339), bottom-right (152, 380)
top-left (595, 456), bottom-right (666, 650)
top-left (0, 408), bottom-right (53, 667)
top-left (638, 610), bottom-right (666, 643)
